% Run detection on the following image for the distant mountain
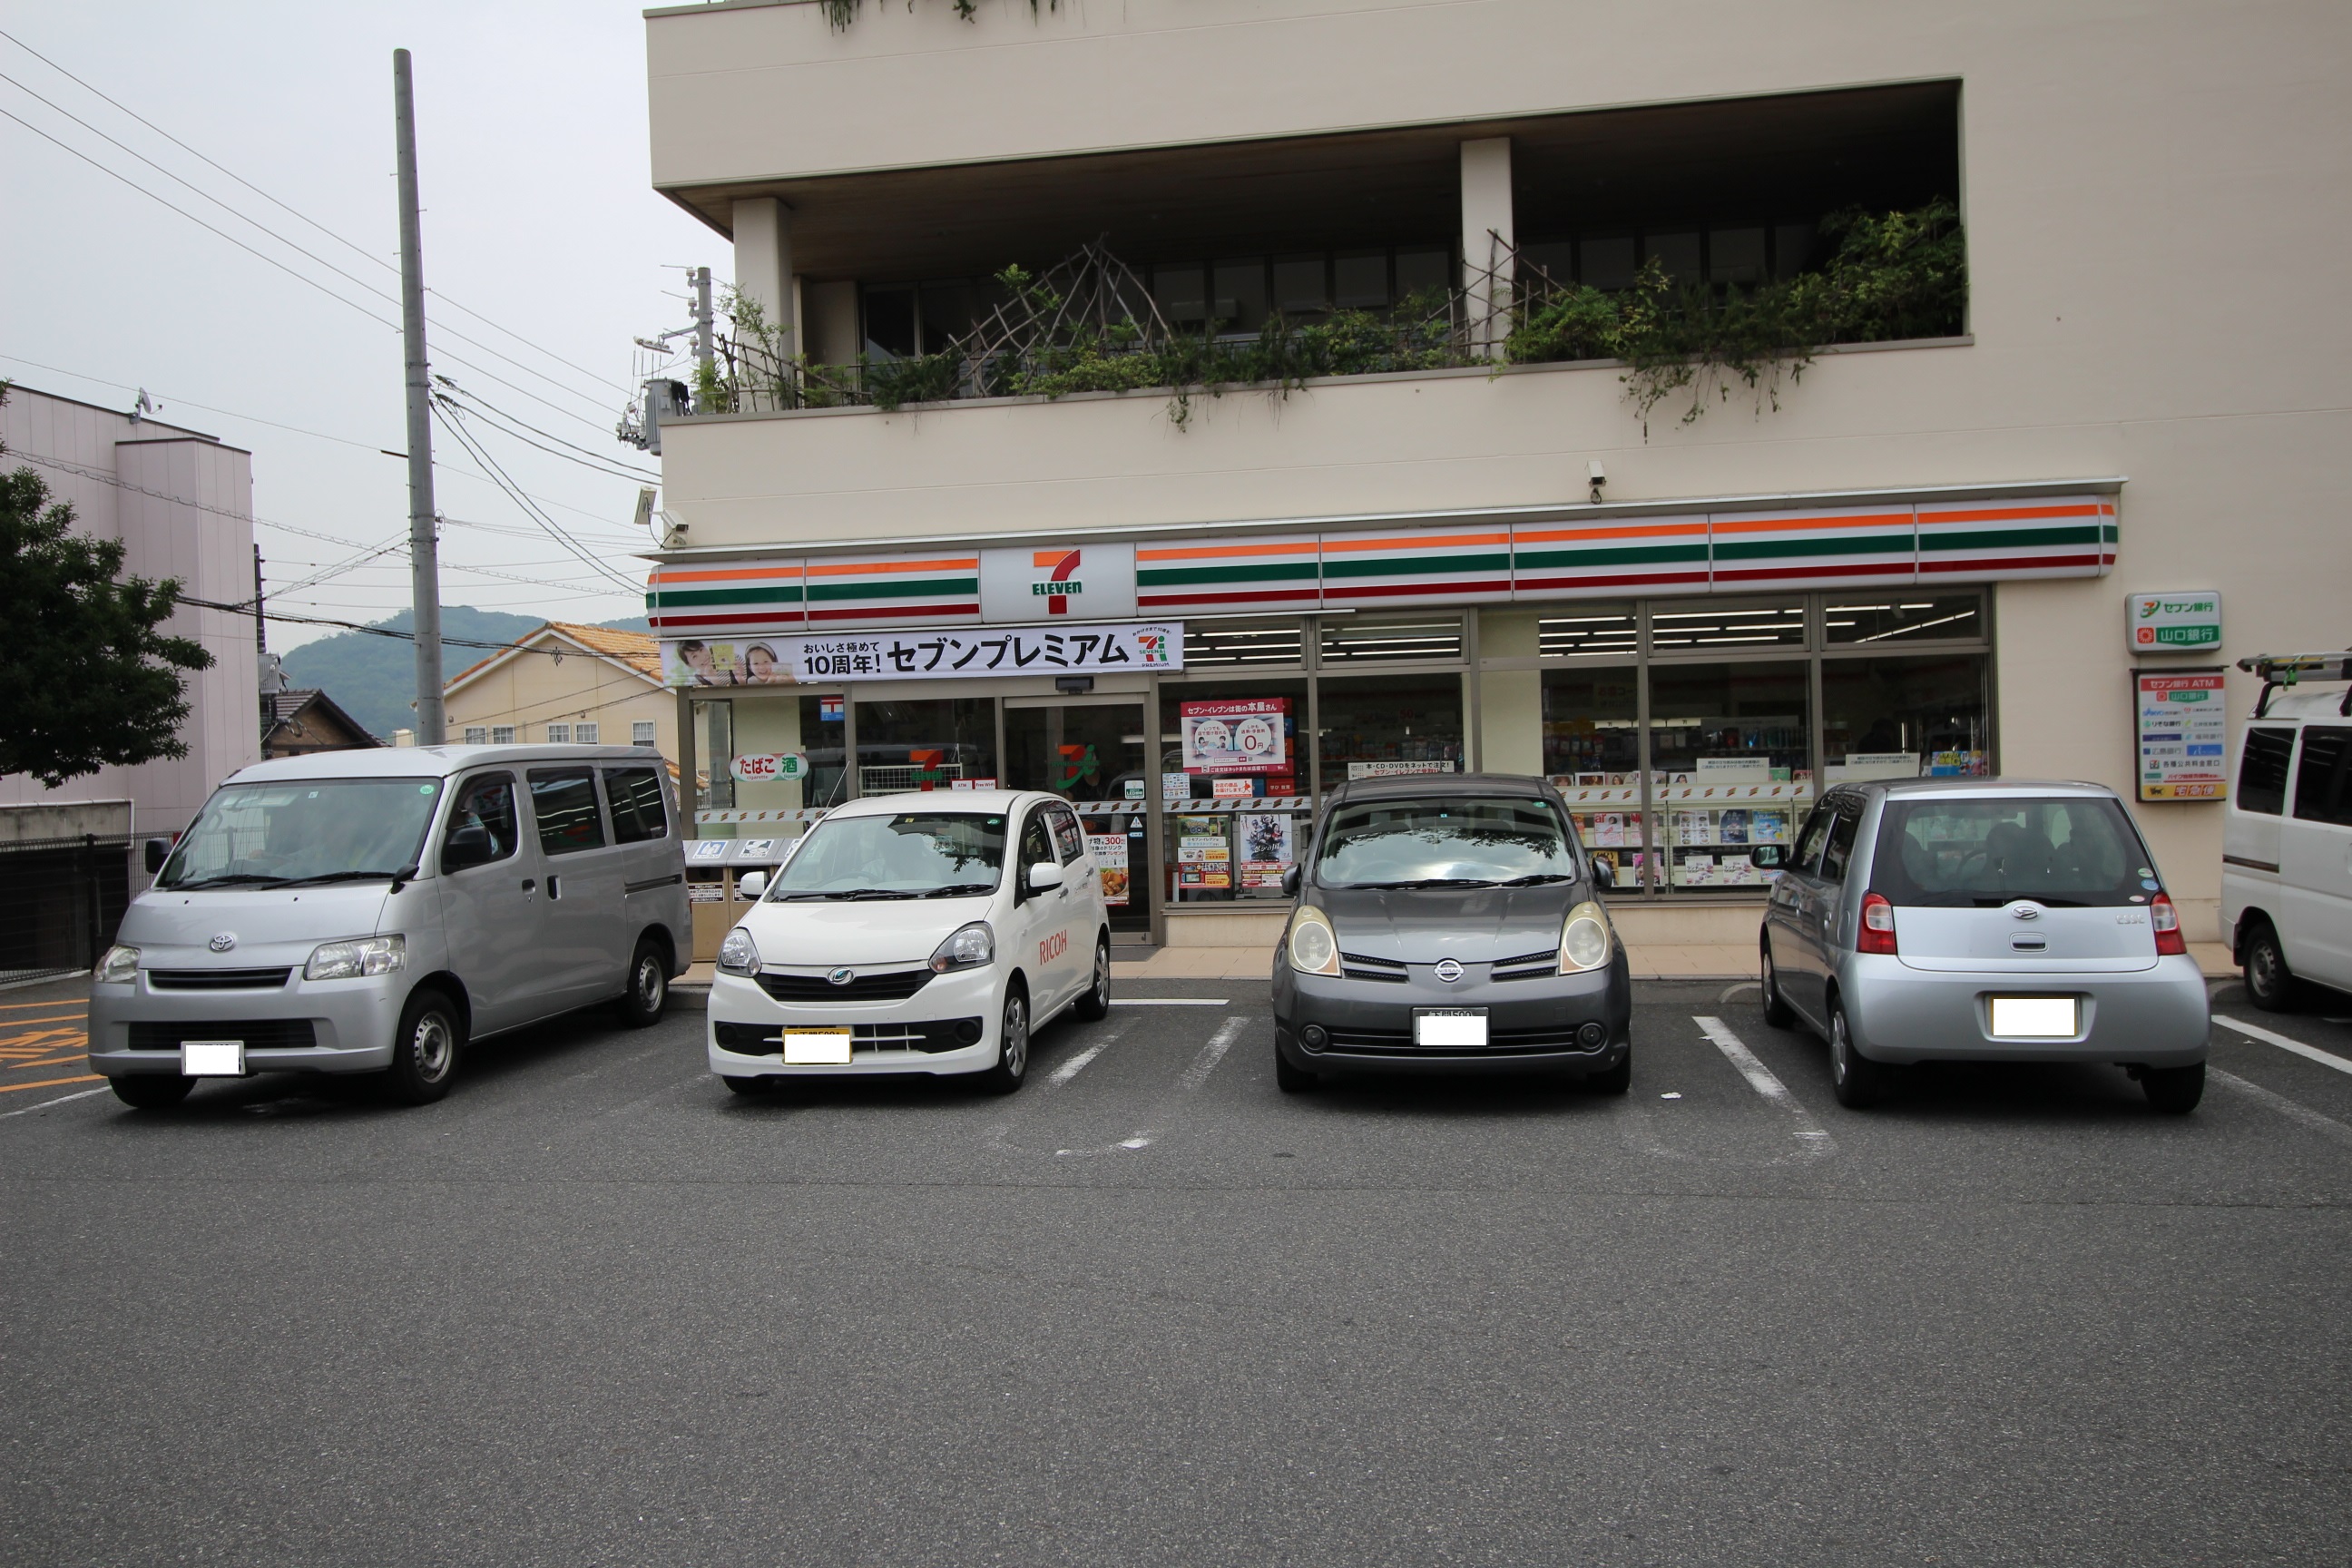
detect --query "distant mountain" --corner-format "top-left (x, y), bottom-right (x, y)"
top-left (281, 607), bottom-right (653, 740)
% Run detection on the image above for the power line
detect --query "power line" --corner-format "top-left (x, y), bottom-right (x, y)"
top-left (0, 25), bottom-right (632, 397)
top-left (434, 380), bottom-right (662, 484)
top-left (433, 404), bottom-right (643, 595)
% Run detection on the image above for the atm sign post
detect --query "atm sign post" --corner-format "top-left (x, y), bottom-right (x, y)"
top-left (2134, 671), bottom-right (2229, 802)
top-left (2128, 591), bottom-right (2222, 651)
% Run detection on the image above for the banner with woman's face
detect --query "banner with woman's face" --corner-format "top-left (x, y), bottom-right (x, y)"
top-left (659, 639), bottom-right (798, 687)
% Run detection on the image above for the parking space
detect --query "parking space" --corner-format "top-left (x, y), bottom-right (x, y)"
top-left (5, 977), bottom-right (2351, 1567)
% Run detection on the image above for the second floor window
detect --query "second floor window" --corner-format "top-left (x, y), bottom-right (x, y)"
top-left (491, 725), bottom-right (514, 745)
top-left (632, 720), bottom-right (657, 747)
top-left (546, 723), bottom-right (571, 744)
top-left (463, 726), bottom-right (488, 746)
top-left (576, 722), bottom-right (600, 744)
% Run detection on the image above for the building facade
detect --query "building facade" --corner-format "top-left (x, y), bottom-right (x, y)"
top-left (443, 620), bottom-right (676, 762)
top-left (639, 0), bottom-right (2351, 945)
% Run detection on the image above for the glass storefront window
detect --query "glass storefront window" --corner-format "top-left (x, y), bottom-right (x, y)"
top-left (1823, 592), bottom-right (1985, 645)
top-left (799, 694), bottom-right (848, 807)
top-left (1184, 619), bottom-right (1305, 670)
top-left (1006, 700), bottom-right (1152, 930)
top-left (852, 698), bottom-right (997, 796)
top-left (1648, 661), bottom-right (1810, 893)
top-left (1648, 595), bottom-right (1808, 652)
top-left (1160, 679), bottom-right (1309, 905)
top-left (1541, 667), bottom-right (1646, 892)
top-left (690, 698), bottom-right (733, 811)
top-left (1823, 654), bottom-right (1991, 780)
top-left (1319, 614), bottom-right (1465, 665)
top-left (1319, 672), bottom-right (1465, 781)
top-left (1539, 604), bottom-right (1638, 659)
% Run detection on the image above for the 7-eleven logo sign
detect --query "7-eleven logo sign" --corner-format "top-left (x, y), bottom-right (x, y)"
top-left (1031, 549), bottom-right (1082, 615)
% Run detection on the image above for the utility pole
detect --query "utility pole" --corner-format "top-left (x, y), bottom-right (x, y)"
top-left (393, 47), bottom-right (446, 744)
top-left (254, 544), bottom-right (269, 743)
top-left (693, 265), bottom-right (715, 379)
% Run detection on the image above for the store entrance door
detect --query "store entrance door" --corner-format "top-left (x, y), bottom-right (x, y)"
top-left (1004, 699), bottom-right (1151, 934)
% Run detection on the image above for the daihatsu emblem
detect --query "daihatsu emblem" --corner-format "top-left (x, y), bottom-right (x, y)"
top-left (827, 967), bottom-right (856, 986)
top-left (209, 932), bottom-right (238, 953)
top-left (2008, 904), bottom-right (2041, 921)
top-left (1434, 958), bottom-right (1465, 983)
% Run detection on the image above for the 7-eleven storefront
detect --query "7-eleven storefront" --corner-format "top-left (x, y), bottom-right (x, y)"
top-left (651, 482), bottom-right (2114, 946)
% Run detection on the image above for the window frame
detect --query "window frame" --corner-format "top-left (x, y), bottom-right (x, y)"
top-left (526, 765), bottom-right (611, 858)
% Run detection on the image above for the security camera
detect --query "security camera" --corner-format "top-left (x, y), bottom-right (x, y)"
top-left (1587, 460), bottom-right (1607, 504)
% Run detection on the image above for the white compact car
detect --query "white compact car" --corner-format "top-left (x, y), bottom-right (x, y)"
top-left (706, 789), bottom-right (1112, 1094)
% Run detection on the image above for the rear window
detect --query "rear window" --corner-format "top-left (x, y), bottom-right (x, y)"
top-left (1870, 796), bottom-right (2155, 907)
top-left (603, 767), bottom-right (669, 844)
top-left (2237, 726), bottom-right (2295, 816)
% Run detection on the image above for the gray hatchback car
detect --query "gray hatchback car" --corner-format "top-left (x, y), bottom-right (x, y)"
top-left (1759, 779), bottom-right (2210, 1112)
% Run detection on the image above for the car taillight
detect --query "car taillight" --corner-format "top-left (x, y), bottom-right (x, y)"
top-left (1857, 891), bottom-right (1899, 955)
top-left (2150, 892), bottom-right (2188, 956)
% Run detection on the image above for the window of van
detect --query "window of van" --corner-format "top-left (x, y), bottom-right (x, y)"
top-left (2293, 727), bottom-right (2352, 827)
top-left (2239, 726), bottom-right (2296, 816)
top-left (529, 768), bottom-right (607, 856)
top-left (158, 779), bottom-right (442, 889)
top-left (603, 768), bottom-right (669, 844)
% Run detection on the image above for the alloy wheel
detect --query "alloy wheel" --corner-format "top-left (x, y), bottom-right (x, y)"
top-left (1001, 994), bottom-right (1028, 1078)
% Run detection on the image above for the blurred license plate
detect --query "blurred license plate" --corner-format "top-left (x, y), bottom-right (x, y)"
top-left (1989, 997), bottom-right (2077, 1038)
top-left (181, 1040), bottom-right (244, 1075)
top-left (1414, 1008), bottom-right (1488, 1048)
top-left (783, 1028), bottom-right (853, 1064)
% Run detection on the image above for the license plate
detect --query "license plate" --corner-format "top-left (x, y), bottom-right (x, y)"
top-left (1989, 997), bottom-right (2077, 1039)
top-left (181, 1040), bottom-right (245, 1076)
top-left (783, 1027), bottom-right (853, 1064)
top-left (1414, 1008), bottom-right (1488, 1048)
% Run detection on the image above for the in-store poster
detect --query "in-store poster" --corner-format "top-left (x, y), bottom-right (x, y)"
top-left (1176, 814), bottom-right (1231, 889)
top-left (1085, 833), bottom-right (1130, 906)
top-left (1181, 698), bottom-right (1289, 775)
top-left (1239, 812), bottom-right (1295, 889)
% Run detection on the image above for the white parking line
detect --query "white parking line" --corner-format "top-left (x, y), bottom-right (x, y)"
top-left (2207, 1068), bottom-right (2352, 1152)
top-left (2214, 1014), bottom-right (2352, 1078)
top-left (1692, 1015), bottom-right (1837, 1161)
top-left (1043, 1018), bottom-right (1133, 1089)
top-left (1179, 1016), bottom-right (1250, 1092)
top-left (1112, 998), bottom-right (1230, 1007)
top-left (0, 1084), bottom-right (111, 1120)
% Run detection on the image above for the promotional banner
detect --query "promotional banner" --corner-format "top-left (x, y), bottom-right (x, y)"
top-left (665, 623), bottom-right (1181, 686)
top-left (1239, 813), bottom-right (1295, 890)
top-left (2135, 671), bottom-right (2229, 800)
top-left (1181, 698), bottom-right (1289, 775)
top-left (1086, 833), bottom-right (1130, 906)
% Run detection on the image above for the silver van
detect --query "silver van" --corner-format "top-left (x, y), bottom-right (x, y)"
top-left (89, 745), bottom-right (691, 1107)
top-left (2220, 654), bottom-right (2352, 1010)
top-left (1760, 779), bottom-right (2210, 1112)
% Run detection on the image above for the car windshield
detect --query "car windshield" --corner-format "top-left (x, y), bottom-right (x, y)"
top-left (1316, 797), bottom-right (1580, 888)
top-left (768, 810), bottom-right (1008, 900)
top-left (156, 779), bottom-right (444, 889)
top-left (1871, 797), bottom-right (2153, 907)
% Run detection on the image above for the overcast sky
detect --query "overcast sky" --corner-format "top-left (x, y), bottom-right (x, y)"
top-left (0, 3), bottom-right (724, 650)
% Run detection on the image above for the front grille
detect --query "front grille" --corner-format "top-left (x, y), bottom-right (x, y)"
top-left (127, 1020), bottom-right (318, 1051)
top-left (147, 968), bottom-right (291, 991)
top-left (1316, 1022), bottom-right (1605, 1056)
top-left (755, 968), bottom-right (934, 1003)
top-left (1491, 951), bottom-right (1560, 983)
top-left (1338, 952), bottom-right (1409, 984)
top-left (714, 1018), bottom-right (980, 1056)
top-left (1325, 1025), bottom-right (1413, 1050)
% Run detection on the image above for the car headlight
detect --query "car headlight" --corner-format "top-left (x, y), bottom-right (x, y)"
top-left (930, 921), bottom-right (995, 973)
top-left (95, 945), bottom-right (141, 985)
top-left (304, 935), bottom-right (407, 981)
top-left (1288, 906), bottom-right (1340, 976)
top-left (717, 926), bottom-right (761, 975)
top-left (1559, 901), bottom-right (1612, 974)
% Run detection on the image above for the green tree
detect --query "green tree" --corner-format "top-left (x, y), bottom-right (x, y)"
top-left (0, 391), bottom-right (216, 788)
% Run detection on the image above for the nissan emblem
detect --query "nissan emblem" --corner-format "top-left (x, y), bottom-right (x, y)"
top-left (1434, 958), bottom-right (1465, 983)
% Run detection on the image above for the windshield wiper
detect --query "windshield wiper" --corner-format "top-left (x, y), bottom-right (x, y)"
top-left (278, 869), bottom-right (403, 887)
top-left (928, 884), bottom-right (998, 898)
top-left (1345, 877), bottom-right (1494, 890)
top-left (166, 873), bottom-right (289, 889)
top-left (776, 887), bottom-right (921, 902)
top-left (1494, 873), bottom-right (1576, 887)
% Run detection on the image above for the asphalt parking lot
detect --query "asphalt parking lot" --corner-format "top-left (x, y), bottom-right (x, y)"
top-left (5, 973), bottom-right (2351, 1566)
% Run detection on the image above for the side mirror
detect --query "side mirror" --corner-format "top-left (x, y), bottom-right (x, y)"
top-left (1281, 864), bottom-right (1301, 898)
top-left (143, 838), bottom-right (172, 874)
top-left (1592, 857), bottom-right (1617, 888)
top-left (1749, 844), bottom-right (1788, 870)
top-left (440, 821), bottom-right (493, 872)
top-left (1027, 861), bottom-right (1061, 892)
top-left (737, 869), bottom-right (767, 900)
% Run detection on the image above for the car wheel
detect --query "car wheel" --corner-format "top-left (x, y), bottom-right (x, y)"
top-left (614, 936), bottom-right (669, 1027)
top-left (1274, 1047), bottom-right (1318, 1093)
top-left (382, 988), bottom-right (463, 1106)
top-left (1828, 1001), bottom-right (1886, 1110)
top-left (721, 1074), bottom-right (772, 1097)
top-left (1584, 1048), bottom-right (1632, 1095)
top-left (977, 986), bottom-right (1029, 1094)
top-left (1759, 937), bottom-right (1795, 1029)
top-left (109, 1073), bottom-right (195, 1110)
top-left (1073, 934), bottom-right (1112, 1022)
top-left (2243, 921), bottom-right (2298, 1014)
top-left (2141, 1061), bottom-right (2205, 1115)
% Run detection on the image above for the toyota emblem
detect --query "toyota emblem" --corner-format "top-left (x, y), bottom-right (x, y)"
top-left (208, 933), bottom-right (238, 954)
top-left (1434, 958), bottom-right (1465, 983)
top-left (826, 967), bottom-right (856, 986)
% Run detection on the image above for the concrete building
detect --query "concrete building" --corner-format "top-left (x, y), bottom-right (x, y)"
top-left (0, 384), bottom-right (261, 844)
top-left (638, 0), bottom-right (2351, 948)
top-left (443, 620), bottom-right (676, 763)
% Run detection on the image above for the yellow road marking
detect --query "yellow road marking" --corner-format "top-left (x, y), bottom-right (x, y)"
top-left (0, 999), bottom-right (87, 1012)
top-left (9, 1055), bottom-right (86, 1072)
top-left (0, 1075), bottom-right (102, 1093)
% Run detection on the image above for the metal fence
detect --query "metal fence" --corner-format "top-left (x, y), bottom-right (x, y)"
top-left (0, 834), bottom-right (132, 986)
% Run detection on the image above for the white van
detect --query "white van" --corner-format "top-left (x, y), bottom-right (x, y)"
top-left (2220, 653), bottom-right (2352, 1010)
top-left (707, 789), bottom-right (1112, 1094)
top-left (89, 745), bottom-right (691, 1106)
